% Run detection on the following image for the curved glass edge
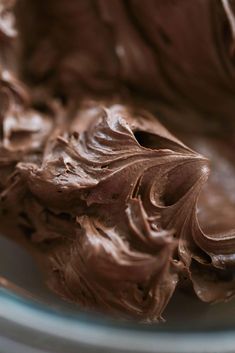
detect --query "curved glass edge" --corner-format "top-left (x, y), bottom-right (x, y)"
top-left (1, 289), bottom-right (235, 353)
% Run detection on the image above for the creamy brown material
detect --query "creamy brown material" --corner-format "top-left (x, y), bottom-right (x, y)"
top-left (16, 0), bottom-right (235, 128)
top-left (1, 0), bottom-right (235, 322)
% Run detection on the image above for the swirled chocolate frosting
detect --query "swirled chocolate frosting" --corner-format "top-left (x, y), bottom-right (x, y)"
top-left (1, 0), bottom-right (235, 322)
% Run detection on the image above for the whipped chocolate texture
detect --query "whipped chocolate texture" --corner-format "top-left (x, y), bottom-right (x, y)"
top-left (1, 0), bottom-right (235, 322)
top-left (16, 0), bottom-right (235, 129)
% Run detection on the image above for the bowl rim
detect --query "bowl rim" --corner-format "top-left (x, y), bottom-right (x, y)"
top-left (1, 288), bottom-right (235, 353)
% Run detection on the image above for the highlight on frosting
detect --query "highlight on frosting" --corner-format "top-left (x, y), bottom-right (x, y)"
top-left (0, 0), bottom-right (235, 323)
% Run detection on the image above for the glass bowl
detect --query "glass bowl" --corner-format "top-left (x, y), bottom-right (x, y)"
top-left (1, 235), bottom-right (235, 353)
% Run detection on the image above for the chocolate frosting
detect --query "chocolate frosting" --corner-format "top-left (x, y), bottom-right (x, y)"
top-left (1, 0), bottom-right (235, 322)
top-left (16, 0), bottom-right (235, 127)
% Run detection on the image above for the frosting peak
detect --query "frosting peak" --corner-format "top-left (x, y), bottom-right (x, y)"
top-left (0, 102), bottom-right (215, 321)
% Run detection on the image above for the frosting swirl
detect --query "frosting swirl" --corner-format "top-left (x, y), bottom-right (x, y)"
top-left (0, 102), bottom-right (215, 321)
